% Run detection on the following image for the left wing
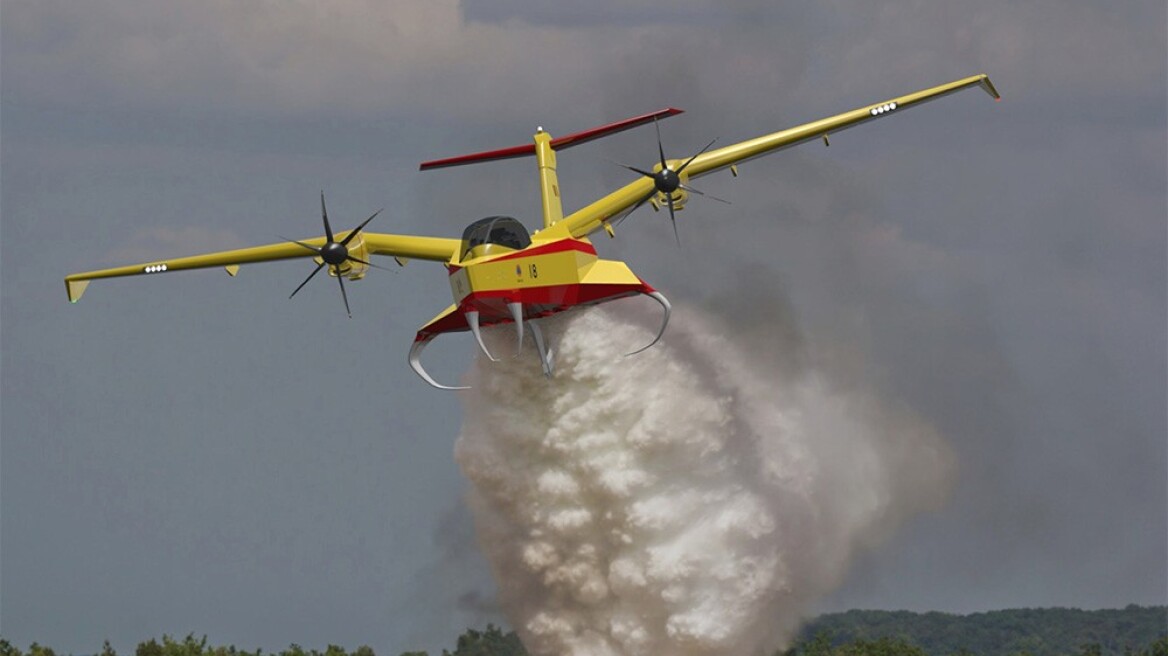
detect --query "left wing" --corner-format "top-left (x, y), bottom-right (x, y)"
top-left (65, 232), bottom-right (460, 302)
top-left (556, 73), bottom-right (1000, 239)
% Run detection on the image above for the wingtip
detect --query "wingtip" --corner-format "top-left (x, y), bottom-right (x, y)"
top-left (979, 74), bottom-right (1001, 101)
top-left (65, 278), bottom-right (90, 303)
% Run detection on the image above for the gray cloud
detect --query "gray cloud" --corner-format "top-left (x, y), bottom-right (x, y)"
top-left (2, 0), bottom-right (1164, 654)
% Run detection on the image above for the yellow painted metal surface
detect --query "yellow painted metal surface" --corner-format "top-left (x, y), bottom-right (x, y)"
top-left (451, 239), bottom-right (599, 302)
top-left (534, 130), bottom-right (564, 228)
top-left (419, 303), bottom-right (459, 332)
top-left (65, 73), bottom-right (997, 312)
top-left (558, 74), bottom-right (999, 239)
top-left (354, 233), bottom-right (459, 262)
top-left (66, 279), bottom-right (90, 303)
top-left (579, 258), bottom-right (642, 286)
top-left (65, 231), bottom-right (458, 302)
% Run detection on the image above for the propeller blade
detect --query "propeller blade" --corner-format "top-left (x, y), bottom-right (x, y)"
top-left (320, 191), bottom-right (335, 243)
top-left (345, 254), bottom-right (394, 271)
top-left (667, 194), bottom-right (680, 246)
top-left (289, 262), bottom-right (326, 299)
top-left (609, 160), bottom-right (657, 179)
top-left (336, 268), bottom-right (352, 318)
top-left (618, 122), bottom-right (727, 234)
top-left (340, 208), bottom-right (383, 246)
top-left (680, 183), bottom-right (731, 204)
top-left (677, 137), bottom-right (719, 175)
top-left (654, 116), bottom-right (667, 168)
top-left (677, 138), bottom-right (718, 174)
top-left (630, 190), bottom-right (655, 214)
top-left (286, 198), bottom-right (386, 314)
top-left (610, 190), bottom-right (656, 230)
top-left (280, 236), bottom-right (322, 255)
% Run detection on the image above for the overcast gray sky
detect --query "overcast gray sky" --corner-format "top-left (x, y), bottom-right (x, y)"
top-left (2, 1), bottom-right (1165, 654)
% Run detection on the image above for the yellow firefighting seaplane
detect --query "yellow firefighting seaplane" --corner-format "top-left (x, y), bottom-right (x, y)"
top-left (65, 74), bottom-right (999, 389)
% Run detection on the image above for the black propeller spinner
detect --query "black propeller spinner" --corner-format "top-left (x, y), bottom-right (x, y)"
top-left (284, 192), bottom-right (384, 318)
top-left (614, 118), bottom-right (730, 244)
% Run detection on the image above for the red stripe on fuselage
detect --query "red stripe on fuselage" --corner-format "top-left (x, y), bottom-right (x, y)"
top-left (418, 280), bottom-right (652, 338)
top-left (446, 239), bottom-right (597, 274)
top-left (488, 239), bottom-right (597, 262)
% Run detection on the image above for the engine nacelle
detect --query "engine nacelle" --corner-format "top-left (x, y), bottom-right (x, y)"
top-left (652, 187), bottom-right (689, 211)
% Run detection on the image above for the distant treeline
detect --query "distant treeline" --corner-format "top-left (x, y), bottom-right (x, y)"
top-left (796, 605), bottom-right (1167, 656)
top-left (2, 605), bottom-right (1165, 656)
top-left (0, 636), bottom-right (376, 656)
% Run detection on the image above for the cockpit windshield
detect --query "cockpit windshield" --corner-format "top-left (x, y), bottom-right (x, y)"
top-left (460, 216), bottom-right (531, 259)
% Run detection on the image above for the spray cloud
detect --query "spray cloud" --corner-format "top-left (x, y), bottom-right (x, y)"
top-left (455, 303), bottom-right (953, 655)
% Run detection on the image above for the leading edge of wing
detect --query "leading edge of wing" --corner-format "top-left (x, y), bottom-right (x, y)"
top-left (682, 73), bottom-right (999, 179)
top-left (558, 73), bottom-right (999, 239)
top-left (65, 232), bottom-right (460, 302)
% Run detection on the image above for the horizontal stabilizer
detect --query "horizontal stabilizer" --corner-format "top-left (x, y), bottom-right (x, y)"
top-left (419, 108), bottom-right (684, 170)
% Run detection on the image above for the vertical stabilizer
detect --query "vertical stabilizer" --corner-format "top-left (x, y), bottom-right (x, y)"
top-left (534, 130), bottom-right (564, 228)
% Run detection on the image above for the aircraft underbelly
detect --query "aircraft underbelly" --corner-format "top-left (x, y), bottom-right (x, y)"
top-left (420, 258), bottom-right (652, 338)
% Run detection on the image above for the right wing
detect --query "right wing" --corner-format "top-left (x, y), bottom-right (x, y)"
top-left (65, 231), bottom-right (461, 302)
top-left (556, 73), bottom-right (1000, 239)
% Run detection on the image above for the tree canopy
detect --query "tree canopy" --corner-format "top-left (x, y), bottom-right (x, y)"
top-left (2, 605), bottom-right (1164, 656)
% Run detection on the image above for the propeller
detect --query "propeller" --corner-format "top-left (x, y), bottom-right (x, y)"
top-left (283, 192), bottom-right (384, 318)
top-left (611, 117), bottom-right (730, 244)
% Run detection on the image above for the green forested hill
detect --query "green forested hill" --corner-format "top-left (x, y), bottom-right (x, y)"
top-left (795, 605), bottom-right (1167, 656)
top-left (412, 607), bottom-right (1167, 655)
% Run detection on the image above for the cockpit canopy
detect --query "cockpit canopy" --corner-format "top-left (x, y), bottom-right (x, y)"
top-left (460, 216), bottom-right (532, 260)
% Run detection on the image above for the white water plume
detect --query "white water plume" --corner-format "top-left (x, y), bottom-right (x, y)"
top-left (455, 304), bottom-right (954, 656)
